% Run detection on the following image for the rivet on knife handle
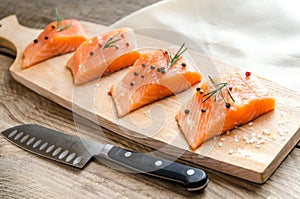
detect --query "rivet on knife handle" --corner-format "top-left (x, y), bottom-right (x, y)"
top-left (105, 146), bottom-right (209, 191)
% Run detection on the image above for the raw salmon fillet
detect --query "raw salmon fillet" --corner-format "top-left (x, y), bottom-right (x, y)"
top-left (176, 71), bottom-right (275, 150)
top-left (22, 19), bottom-right (87, 69)
top-left (66, 27), bottom-right (140, 85)
top-left (110, 49), bottom-right (202, 117)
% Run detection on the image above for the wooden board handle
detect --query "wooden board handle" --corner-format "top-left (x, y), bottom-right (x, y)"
top-left (0, 15), bottom-right (41, 57)
top-left (0, 15), bottom-right (20, 53)
top-left (0, 16), bottom-right (18, 56)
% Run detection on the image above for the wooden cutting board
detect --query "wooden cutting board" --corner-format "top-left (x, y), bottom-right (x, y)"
top-left (1, 15), bottom-right (300, 183)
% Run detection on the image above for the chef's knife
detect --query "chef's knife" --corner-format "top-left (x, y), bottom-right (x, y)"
top-left (1, 124), bottom-right (208, 191)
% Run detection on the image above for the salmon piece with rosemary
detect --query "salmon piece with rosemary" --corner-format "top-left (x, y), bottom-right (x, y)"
top-left (66, 27), bottom-right (140, 85)
top-left (176, 71), bottom-right (275, 150)
top-left (109, 43), bottom-right (202, 117)
top-left (22, 9), bottom-right (88, 69)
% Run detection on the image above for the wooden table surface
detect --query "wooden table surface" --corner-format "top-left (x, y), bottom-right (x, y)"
top-left (0, 0), bottom-right (299, 198)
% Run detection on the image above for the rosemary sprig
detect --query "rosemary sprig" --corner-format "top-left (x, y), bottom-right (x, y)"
top-left (226, 84), bottom-right (235, 103)
top-left (103, 34), bottom-right (121, 49)
top-left (164, 43), bottom-right (188, 69)
top-left (55, 8), bottom-right (72, 32)
top-left (202, 76), bottom-right (235, 104)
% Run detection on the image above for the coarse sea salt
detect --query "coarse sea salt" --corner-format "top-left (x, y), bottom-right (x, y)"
top-left (277, 129), bottom-right (286, 136)
top-left (263, 129), bottom-right (270, 135)
top-left (144, 110), bottom-right (151, 115)
top-left (237, 148), bottom-right (242, 154)
top-left (248, 122), bottom-right (254, 127)
top-left (248, 138), bottom-right (255, 144)
top-left (257, 138), bottom-right (266, 145)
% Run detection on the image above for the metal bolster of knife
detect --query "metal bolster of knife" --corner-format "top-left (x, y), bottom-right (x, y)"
top-left (97, 144), bottom-right (114, 158)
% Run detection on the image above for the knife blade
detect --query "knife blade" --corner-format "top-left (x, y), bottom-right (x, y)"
top-left (1, 124), bottom-right (208, 191)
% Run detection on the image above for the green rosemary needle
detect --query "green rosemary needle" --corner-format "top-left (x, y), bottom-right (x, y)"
top-left (202, 76), bottom-right (235, 104)
top-left (55, 8), bottom-right (72, 32)
top-left (164, 43), bottom-right (188, 70)
top-left (103, 34), bottom-right (121, 49)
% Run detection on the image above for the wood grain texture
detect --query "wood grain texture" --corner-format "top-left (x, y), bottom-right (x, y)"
top-left (0, 0), bottom-right (160, 28)
top-left (0, 0), bottom-right (299, 198)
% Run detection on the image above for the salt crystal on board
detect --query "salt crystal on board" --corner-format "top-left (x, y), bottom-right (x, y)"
top-left (257, 138), bottom-right (266, 145)
top-left (263, 129), bottom-right (270, 135)
top-left (281, 136), bottom-right (286, 141)
top-left (237, 148), bottom-right (242, 154)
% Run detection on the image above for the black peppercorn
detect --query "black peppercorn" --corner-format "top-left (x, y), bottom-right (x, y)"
top-left (184, 109), bottom-right (189, 114)
top-left (225, 103), bottom-right (231, 108)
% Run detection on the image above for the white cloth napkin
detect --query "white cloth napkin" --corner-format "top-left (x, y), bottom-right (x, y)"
top-left (111, 0), bottom-right (300, 93)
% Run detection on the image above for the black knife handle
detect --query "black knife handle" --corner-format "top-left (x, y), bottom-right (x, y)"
top-left (106, 146), bottom-right (208, 191)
